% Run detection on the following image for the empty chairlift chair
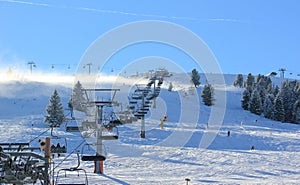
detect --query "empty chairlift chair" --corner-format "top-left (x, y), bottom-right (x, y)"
top-left (55, 151), bottom-right (88, 185)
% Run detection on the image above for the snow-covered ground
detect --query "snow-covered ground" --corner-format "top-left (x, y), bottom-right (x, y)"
top-left (0, 73), bottom-right (299, 184)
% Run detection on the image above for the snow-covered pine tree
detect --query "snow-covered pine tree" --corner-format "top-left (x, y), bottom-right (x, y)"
top-left (273, 85), bottom-right (280, 97)
top-left (249, 88), bottom-right (262, 115)
top-left (266, 83), bottom-right (273, 94)
top-left (256, 74), bottom-right (263, 84)
top-left (263, 94), bottom-right (275, 119)
top-left (241, 87), bottom-right (251, 110)
top-left (244, 73), bottom-right (255, 88)
top-left (280, 80), bottom-right (296, 122)
top-left (233, 74), bottom-right (244, 88)
top-left (201, 83), bottom-right (215, 106)
top-left (274, 94), bottom-right (285, 122)
top-left (265, 77), bottom-right (273, 93)
top-left (257, 77), bottom-right (267, 106)
top-left (45, 89), bottom-right (65, 127)
top-left (190, 69), bottom-right (201, 88)
top-left (168, 82), bottom-right (173, 92)
top-left (293, 100), bottom-right (300, 123)
top-left (71, 81), bottom-right (87, 112)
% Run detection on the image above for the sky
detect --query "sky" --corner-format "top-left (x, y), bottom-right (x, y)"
top-left (0, 0), bottom-right (299, 78)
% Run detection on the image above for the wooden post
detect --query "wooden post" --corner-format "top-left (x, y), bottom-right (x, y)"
top-left (45, 137), bottom-right (51, 185)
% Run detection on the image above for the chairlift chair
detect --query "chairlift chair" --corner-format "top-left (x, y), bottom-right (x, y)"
top-left (55, 151), bottom-right (88, 185)
top-left (129, 100), bottom-right (138, 104)
top-left (101, 127), bottom-right (119, 140)
top-left (132, 95), bottom-right (142, 100)
top-left (81, 144), bottom-right (106, 162)
top-left (50, 128), bottom-right (68, 154)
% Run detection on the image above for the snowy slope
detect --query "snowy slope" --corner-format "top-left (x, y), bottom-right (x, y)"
top-left (0, 73), bottom-right (300, 184)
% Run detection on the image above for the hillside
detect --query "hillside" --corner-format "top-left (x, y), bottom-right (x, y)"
top-left (0, 73), bottom-right (299, 184)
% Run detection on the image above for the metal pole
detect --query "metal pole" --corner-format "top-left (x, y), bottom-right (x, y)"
top-left (86, 63), bottom-right (92, 75)
top-left (27, 61), bottom-right (35, 74)
top-left (140, 92), bottom-right (146, 138)
top-left (95, 105), bottom-right (103, 174)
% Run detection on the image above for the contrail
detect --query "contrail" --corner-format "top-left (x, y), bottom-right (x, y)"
top-left (0, 0), bottom-right (245, 23)
top-left (76, 7), bottom-right (198, 21)
top-left (0, 0), bottom-right (50, 7)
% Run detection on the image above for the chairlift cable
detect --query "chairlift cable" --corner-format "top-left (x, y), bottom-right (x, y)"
top-left (28, 128), bottom-right (51, 144)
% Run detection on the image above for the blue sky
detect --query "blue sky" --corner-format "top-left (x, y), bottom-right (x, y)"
top-left (0, 0), bottom-right (299, 78)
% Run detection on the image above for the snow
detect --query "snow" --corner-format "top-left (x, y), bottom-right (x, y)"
top-left (0, 73), bottom-right (300, 184)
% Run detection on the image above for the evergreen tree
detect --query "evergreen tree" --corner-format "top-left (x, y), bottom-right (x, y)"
top-left (257, 78), bottom-right (267, 106)
top-left (265, 77), bottom-right (273, 92)
top-left (280, 80), bottom-right (295, 122)
top-left (266, 83), bottom-right (273, 94)
top-left (249, 88), bottom-right (262, 115)
top-left (263, 94), bottom-right (275, 119)
top-left (256, 74), bottom-right (263, 84)
top-left (244, 73), bottom-right (255, 88)
top-left (45, 89), bottom-right (65, 127)
top-left (168, 82), bottom-right (173, 92)
top-left (274, 94), bottom-right (285, 122)
top-left (201, 84), bottom-right (215, 106)
top-left (241, 87), bottom-right (251, 110)
top-left (293, 100), bottom-right (300, 123)
top-left (190, 69), bottom-right (201, 87)
top-left (273, 85), bottom-right (280, 97)
top-left (233, 74), bottom-right (244, 88)
top-left (71, 81), bottom-right (87, 112)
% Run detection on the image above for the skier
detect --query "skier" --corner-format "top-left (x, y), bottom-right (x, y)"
top-left (227, 131), bottom-right (231, 137)
top-left (39, 139), bottom-right (46, 151)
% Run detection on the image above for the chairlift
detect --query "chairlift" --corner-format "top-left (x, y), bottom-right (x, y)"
top-left (55, 151), bottom-right (88, 185)
top-left (132, 95), bottom-right (142, 100)
top-left (81, 144), bottom-right (106, 162)
top-left (137, 111), bottom-right (147, 115)
top-left (129, 105), bottom-right (135, 110)
top-left (144, 101), bottom-right (151, 104)
top-left (158, 80), bottom-right (163, 85)
top-left (134, 113), bottom-right (144, 119)
top-left (140, 108), bottom-right (149, 111)
top-left (143, 104), bottom-right (150, 108)
top-left (146, 95), bottom-right (155, 100)
top-left (50, 127), bottom-right (67, 155)
top-left (101, 127), bottom-right (119, 140)
top-left (129, 100), bottom-right (138, 104)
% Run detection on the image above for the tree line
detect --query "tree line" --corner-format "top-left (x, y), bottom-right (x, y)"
top-left (235, 73), bottom-right (300, 124)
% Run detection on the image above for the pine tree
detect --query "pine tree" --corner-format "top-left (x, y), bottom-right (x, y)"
top-left (280, 80), bottom-right (296, 122)
top-left (71, 81), bottom-right (87, 112)
top-left (265, 77), bottom-right (273, 92)
top-left (273, 85), bottom-right (280, 97)
top-left (190, 69), bottom-right (201, 88)
top-left (233, 74), bottom-right (244, 88)
top-left (168, 82), bottom-right (173, 92)
top-left (249, 88), bottom-right (262, 115)
top-left (263, 94), bottom-right (275, 119)
top-left (45, 89), bottom-right (65, 127)
top-left (257, 78), bottom-right (267, 106)
top-left (244, 73), bottom-right (255, 88)
top-left (241, 87), bottom-right (251, 110)
top-left (293, 100), bottom-right (300, 123)
top-left (201, 84), bottom-right (215, 106)
top-left (274, 94), bottom-right (285, 122)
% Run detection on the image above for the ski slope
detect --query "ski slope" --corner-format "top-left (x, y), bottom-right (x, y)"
top-left (0, 73), bottom-right (299, 184)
